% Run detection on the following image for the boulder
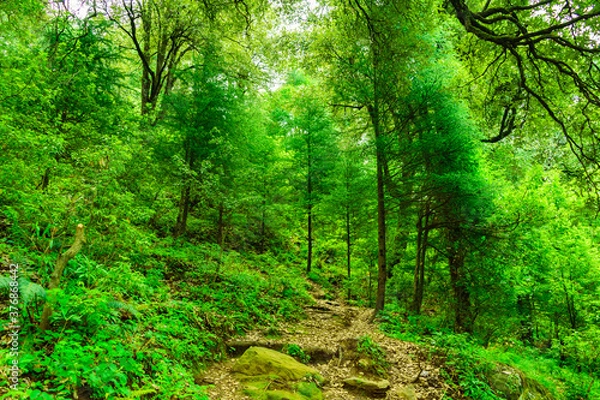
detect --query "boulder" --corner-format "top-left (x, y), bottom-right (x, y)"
top-left (233, 347), bottom-right (323, 382)
top-left (232, 347), bottom-right (324, 400)
top-left (487, 367), bottom-right (523, 400)
top-left (343, 376), bottom-right (390, 396)
top-left (486, 364), bottom-right (554, 400)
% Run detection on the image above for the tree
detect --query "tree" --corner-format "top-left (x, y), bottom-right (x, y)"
top-left (316, 0), bottom-right (434, 312)
top-left (100, 0), bottom-right (255, 115)
top-left (447, 0), bottom-right (600, 187)
top-left (269, 73), bottom-right (337, 274)
top-left (400, 77), bottom-right (492, 332)
top-left (322, 137), bottom-right (375, 299)
top-left (162, 49), bottom-right (243, 238)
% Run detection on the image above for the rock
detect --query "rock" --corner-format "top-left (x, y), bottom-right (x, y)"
top-left (343, 376), bottom-right (390, 396)
top-left (486, 364), bottom-right (554, 400)
top-left (358, 358), bottom-right (372, 370)
top-left (232, 347), bottom-right (324, 400)
top-left (522, 375), bottom-right (555, 400)
top-left (487, 367), bottom-right (522, 400)
top-left (233, 347), bottom-right (323, 382)
top-left (392, 385), bottom-right (417, 400)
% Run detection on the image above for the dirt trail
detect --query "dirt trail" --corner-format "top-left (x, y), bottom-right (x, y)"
top-left (200, 289), bottom-right (451, 399)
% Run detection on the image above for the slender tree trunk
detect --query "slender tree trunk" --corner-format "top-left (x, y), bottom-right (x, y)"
top-left (141, 8), bottom-right (152, 115)
top-left (37, 168), bottom-right (50, 191)
top-left (448, 227), bottom-right (472, 333)
top-left (346, 203), bottom-right (351, 300)
top-left (260, 188), bottom-right (266, 253)
top-left (40, 224), bottom-right (85, 330)
top-left (368, 269), bottom-right (373, 308)
top-left (174, 185), bottom-right (191, 237)
top-left (306, 136), bottom-right (313, 274)
top-left (517, 294), bottom-right (534, 343)
top-left (307, 202), bottom-right (313, 274)
top-left (560, 271), bottom-right (577, 330)
top-left (174, 144), bottom-right (194, 237)
top-left (411, 207), bottom-right (429, 315)
top-left (369, 100), bottom-right (387, 313)
top-left (374, 148), bottom-right (387, 312)
top-left (217, 203), bottom-right (225, 247)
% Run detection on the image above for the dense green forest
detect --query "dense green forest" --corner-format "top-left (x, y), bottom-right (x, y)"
top-left (1, 0), bottom-right (600, 398)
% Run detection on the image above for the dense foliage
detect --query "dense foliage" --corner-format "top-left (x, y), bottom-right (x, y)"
top-left (1, 0), bottom-right (600, 398)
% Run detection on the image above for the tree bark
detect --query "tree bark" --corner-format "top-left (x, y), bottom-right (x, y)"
top-left (259, 182), bottom-right (267, 253)
top-left (140, 4), bottom-right (152, 115)
top-left (448, 227), bottom-right (472, 333)
top-left (306, 134), bottom-right (313, 274)
top-left (40, 224), bottom-right (85, 330)
top-left (217, 203), bottom-right (225, 247)
top-left (369, 100), bottom-right (387, 313)
top-left (517, 294), bottom-right (534, 343)
top-left (173, 184), bottom-right (191, 237)
top-left (346, 202), bottom-right (351, 300)
top-left (411, 205), bottom-right (430, 315)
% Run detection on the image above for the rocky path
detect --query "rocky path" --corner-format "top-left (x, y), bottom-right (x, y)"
top-left (199, 292), bottom-right (451, 399)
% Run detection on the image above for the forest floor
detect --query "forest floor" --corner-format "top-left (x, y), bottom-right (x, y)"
top-left (199, 286), bottom-right (453, 399)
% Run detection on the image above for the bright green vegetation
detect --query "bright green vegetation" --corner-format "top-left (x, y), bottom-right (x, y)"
top-left (381, 308), bottom-right (600, 399)
top-left (356, 336), bottom-right (390, 378)
top-left (1, 0), bottom-right (600, 399)
top-left (283, 344), bottom-right (311, 364)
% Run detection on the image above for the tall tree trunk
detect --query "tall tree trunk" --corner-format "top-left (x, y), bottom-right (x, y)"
top-left (37, 168), bottom-right (50, 191)
top-left (448, 227), bottom-right (472, 333)
top-left (346, 202), bottom-right (351, 300)
top-left (561, 276), bottom-right (577, 330)
top-left (517, 294), bottom-right (534, 343)
top-left (306, 136), bottom-right (313, 274)
top-left (174, 144), bottom-right (194, 238)
top-left (141, 7), bottom-right (152, 115)
top-left (173, 185), bottom-right (190, 237)
top-left (260, 185), bottom-right (267, 253)
top-left (40, 224), bottom-right (85, 330)
top-left (411, 205), bottom-right (430, 314)
top-left (374, 140), bottom-right (387, 312)
top-left (369, 101), bottom-right (387, 313)
top-left (217, 203), bottom-right (225, 247)
top-left (307, 200), bottom-right (313, 274)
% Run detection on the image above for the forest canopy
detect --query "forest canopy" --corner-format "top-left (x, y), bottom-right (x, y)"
top-left (1, 0), bottom-right (600, 398)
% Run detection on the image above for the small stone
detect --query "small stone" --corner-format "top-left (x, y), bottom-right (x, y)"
top-left (343, 376), bottom-right (390, 396)
top-left (419, 370), bottom-right (430, 377)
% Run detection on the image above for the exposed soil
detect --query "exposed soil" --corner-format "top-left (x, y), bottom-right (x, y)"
top-left (200, 288), bottom-right (452, 399)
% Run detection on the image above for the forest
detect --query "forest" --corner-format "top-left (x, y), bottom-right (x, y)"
top-left (1, 0), bottom-right (600, 399)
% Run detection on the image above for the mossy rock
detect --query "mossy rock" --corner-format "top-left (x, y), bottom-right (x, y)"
top-left (233, 347), bottom-right (323, 383)
top-left (486, 364), bottom-right (554, 400)
top-left (343, 376), bottom-right (390, 396)
top-left (521, 376), bottom-right (554, 400)
top-left (244, 383), bottom-right (323, 400)
top-left (296, 382), bottom-right (323, 400)
top-left (234, 347), bottom-right (324, 400)
top-left (487, 366), bottom-right (523, 400)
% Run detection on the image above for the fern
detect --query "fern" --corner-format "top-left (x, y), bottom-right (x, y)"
top-left (0, 275), bottom-right (46, 305)
top-left (19, 277), bottom-right (46, 304)
top-left (0, 275), bottom-right (11, 290)
top-left (107, 300), bottom-right (141, 319)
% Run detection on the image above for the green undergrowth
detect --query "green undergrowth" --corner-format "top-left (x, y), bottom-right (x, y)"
top-left (379, 307), bottom-right (600, 400)
top-left (0, 240), bottom-right (311, 400)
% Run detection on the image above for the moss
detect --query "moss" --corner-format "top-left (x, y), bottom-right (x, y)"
top-left (234, 347), bottom-right (324, 400)
top-left (232, 347), bottom-right (323, 382)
